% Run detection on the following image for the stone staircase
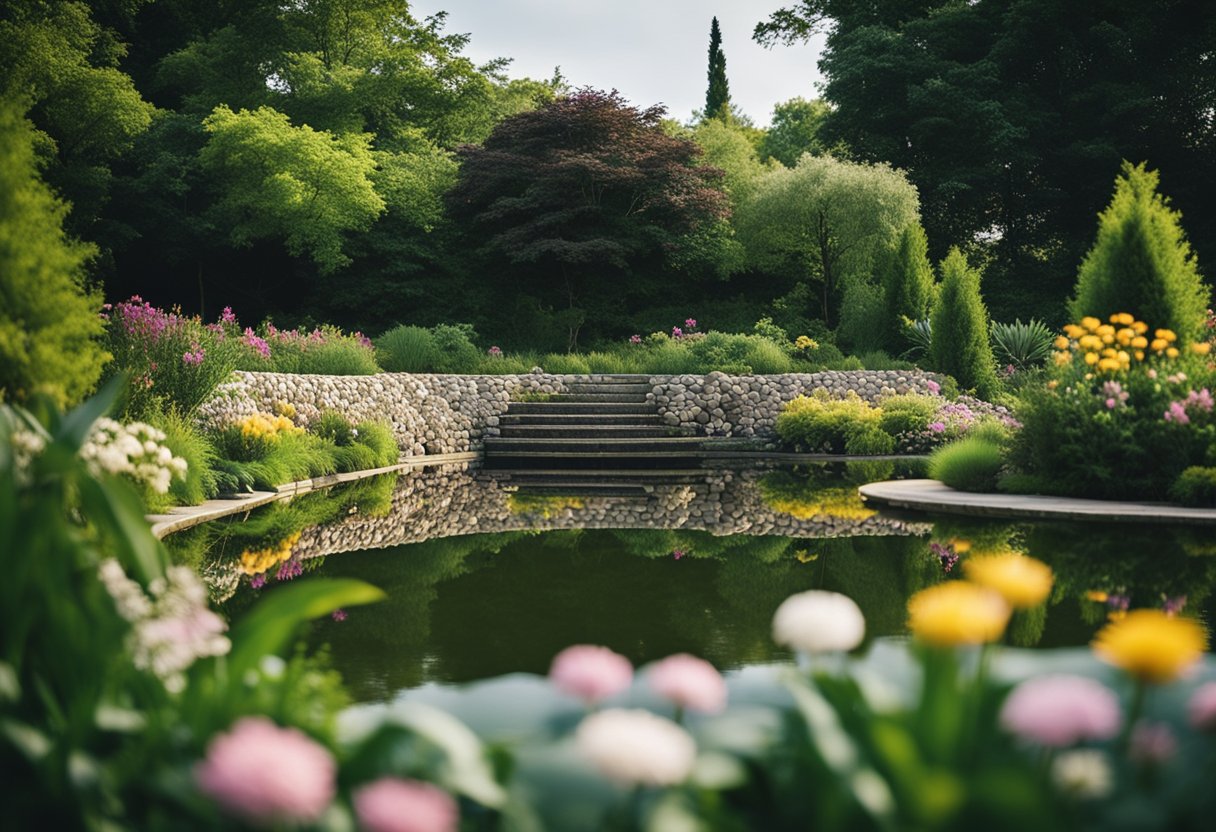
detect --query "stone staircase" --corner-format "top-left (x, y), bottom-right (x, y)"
top-left (483, 375), bottom-right (707, 494)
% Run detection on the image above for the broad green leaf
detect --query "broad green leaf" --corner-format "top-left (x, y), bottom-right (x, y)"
top-left (57, 375), bottom-right (123, 452)
top-left (227, 578), bottom-right (384, 677)
top-left (1, 718), bottom-right (52, 761)
top-left (76, 475), bottom-right (164, 585)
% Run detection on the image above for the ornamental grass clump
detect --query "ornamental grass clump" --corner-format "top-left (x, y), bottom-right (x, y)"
top-left (927, 436), bottom-right (1004, 492)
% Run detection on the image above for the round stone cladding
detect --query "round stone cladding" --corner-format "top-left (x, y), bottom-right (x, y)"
top-left (196, 369), bottom-right (948, 455)
top-left (648, 370), bottom-right (945, 437)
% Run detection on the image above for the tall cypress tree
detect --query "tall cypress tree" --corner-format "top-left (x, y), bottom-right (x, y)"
top-left (705, 17), bottom-right (730, 120)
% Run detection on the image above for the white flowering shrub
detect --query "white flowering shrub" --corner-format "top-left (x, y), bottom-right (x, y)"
top-left (81, 417), bottom-right (188, 494)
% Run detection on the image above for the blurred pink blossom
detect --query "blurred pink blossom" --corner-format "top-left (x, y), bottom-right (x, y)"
top-left (1189, 682), bottom-right (1216, 731)
top-left (549, 644), bottom-right (633, 703)
top-left (194, 717), bottom-right (335, 825)
top-left (649, 654), bottom-right (727, 714)
top-left (1130, 721), bottom-right (1178, 765)
top-left (685, 318), bottom-right (697, 329)
top-left (925, 379), bottom-right (941, 395)
top-left (999, 675), bottom-right (1121, 747)
top-left (353, 778), bottom-right (458, 832)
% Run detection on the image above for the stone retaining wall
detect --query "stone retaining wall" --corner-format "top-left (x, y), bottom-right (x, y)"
top-left (648, 370), bottom-right (943, 437)
top-left (196, 369), bottom-right (947, 454)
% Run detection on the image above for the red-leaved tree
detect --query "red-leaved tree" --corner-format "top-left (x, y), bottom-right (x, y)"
top-left (446, 89), bottom-right (728, 349)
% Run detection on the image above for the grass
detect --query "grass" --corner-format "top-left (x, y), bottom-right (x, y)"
top-left (928, 437), bottom-right (1004, 492)
top-left (147, 409), bottom-right (220, 509)
top-left (376, 325), bottom-right (436, 373)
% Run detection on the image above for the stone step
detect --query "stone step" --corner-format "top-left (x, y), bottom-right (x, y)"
top-left (508, 402), bottom-right (656, 415)
top-left (497, 425), bottom-right (682, 439)
top-left (486, 468), bottom-right (707, 483)
top-left (485, 437), bottom-right (706, 454)
top-left (499, 413), bottom-right (665, 426)
top-left (502, 483), bottom-right (652, 498)
top-left (482, 450), bottom-right (710, 470)
top-left (562, 382), bottom-right (653, 395)
top-left (541, 393), bottom-right (650, 403)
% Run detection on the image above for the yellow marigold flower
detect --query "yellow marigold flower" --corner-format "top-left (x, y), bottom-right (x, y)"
top-left (1115, 312), bottom-right (1135, 326)
top-left (964, 552), bottom-right (1054, 609)
top-left (1080, 316), bottom-right (1101, 332)
top-left (1079, 334), bottom-right (1103, 351)
top-left (908, 582), bottom-right (1010, 646)
top-left (1131, 335), bottom-right (1148, 349)
top-left (1097, 358), bottom-right (1122, 373)
top-left (1053, 335), bottom-right (1070, 350)
top-left (1156, 329), bottom-right (1177, 343)
top-left (1133, 320), bottom-right (1149, 334)
top-left (1084, 352), bottom-right (1099, 366)
top-left (1167, 347), bottom-right (1180, 359)
top-left (1101, 347), bottom-right (1117, 358)
top-left (1054, 351), bottom-right (1072, 366)
top-left (1151, 338), bottom-right (1169, 352)
top-left (1191, 342), bottom-right (1212, 355)
top-left (1046, 380), bottom-right (1059, 390)
top-left (1085, 590), bottom-right (1108, 603)
top-left (1092, 610), bottom-right (1207, 684)
top-left (1063, 324), bottom-right (1085, 339)
top-left (1135, 350), bottom-right (1145, 362)
top-left (1115, 329), bottom-right (1132, 346)
top-left (1096, 324), bottom-right (1115, 338)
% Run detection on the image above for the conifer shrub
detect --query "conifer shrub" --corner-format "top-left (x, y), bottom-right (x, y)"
top-left (929, 248), bottom-right (999, 398)
top-left (0, 104), bottom-right (109, 406)
top-left (880, 223), bottom-right (935, 350)
top-left (1070, 162), bottom-right (1209, 343)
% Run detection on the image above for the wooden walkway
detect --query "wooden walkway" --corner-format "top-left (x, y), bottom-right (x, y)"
top-left (859, 478), bottom-right (1216, 526)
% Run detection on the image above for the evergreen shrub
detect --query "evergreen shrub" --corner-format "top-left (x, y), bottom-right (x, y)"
top-left (929, 248), bottom-right (999, 398)
top-left (1169, 467), bottom-right (1216, 507)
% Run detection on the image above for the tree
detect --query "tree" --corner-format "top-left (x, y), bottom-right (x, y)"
top-left (880, 222), bottom-right (936, 349)
top-left (1070, 162), bottom-right (1209, 342)
top-left (734, 154), bottom-right (919, 327)
top-left (0, 103), bottom-right (108, 407)
top-left (446, 89), bottom-right (729, 349)
top-left (929, 248), bottom-right (997, 398)
top-left (755, 1), bottom-right (1216, 323)
top-left (199, 105), bottom-right (384, 272)
top-left (705, 17), bottom-right (731, 121)
top-left (760, 97), bottom-right (831, 167)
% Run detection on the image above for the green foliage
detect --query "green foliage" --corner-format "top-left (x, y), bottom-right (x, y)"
top-left (991, 319), bottom-right (1054, 371)
top-left (928, 437), bottom-right (1004, 492)
top-left (1070, 162), bottom-right (1209, 343)
top-left (352, 421), bottom-right (398, 467)
top-left (313, 410), bottom-right (356, 446)
top-left (929, 248), bottom-right (998, 398)
top-left (878, 394), bottom-right (938, 436)
top-left (148, 409), bottom-right (219, 509)
top-left (759, 97), bottom-right (831, 167)
top-left (376, 325), bottom-right (437, 372)
top-left (901, 318), bottom-right (933, 361)
top-left (691, 118), bottom-right (769, 205)
top-left (880, 223), bottom-right (935, 351)
top-left (844, 424), bottom-right (895, 455)
top-left (705, 17), bottom-right (731, 120)
top-left (855, 351), bottom-right (916, 371)
top-left (1169, 467), bottom-right (1216, 507)
top-left (540, 353), bottom-right (593, 374)
top-left (775, 392), bottom-right (881, 453)
top-left (199, 105), bottom-right (385, 272)
top-left (836, 277), bottom-right (887, 353)
top-left (261, 326), bottom-right (381, 375)
top-left (429, 324), bottom-right (482, 373)
top-left (735, 154), bottom-right (920, 327)
top-left (0, 103), bottom-right (108, 407)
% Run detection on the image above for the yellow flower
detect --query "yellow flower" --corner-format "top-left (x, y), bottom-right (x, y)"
top-left (1085, 590), bottom-right (1108, 603)
top-left (1151, 338), bottom-right (1169, 352)
top-left (951, 538), bottom-right (972, 554)
top-left (1097, 358), bottom-right (1122, 373)
top-left (1080, 316), bottom-right (1101, 332)
top-left (1114, 312), bottom-right (1135, 326)
top-left (907, 582), bottom-right (1010, 647)
top-left (1053, 335), bottom-right (1070, 350)
top-left (1046, 380), bottom-right (1059, 390)
top-left (1131, 335), bottom-right (1148, 349)
top-left (963, 552), bottom-right (1054, 609)
top-left (1091, 610), bottom-right (1207, 684)
top-left (1166, 347), bottom-right (1180, 359)
top-left (1084, 352), bottom-right (1099, 366)
top-left (1054, 351), bottom-right (1072, 367)
top-left (1191, 342), bottom-right (1212, 355)
top-left (1079, 334), bottom-right (1103, 351)
top-left (794, 335), bottom-right (819, 351)
top-left (1135, 350), bottom-right (1145, 362)
top-left (1115, 328), bottom-right (1134, 346)
top-left (1156, 328), bottom-right (1177, 343)
top-left (1063, 324), bottom-right (1085, 339)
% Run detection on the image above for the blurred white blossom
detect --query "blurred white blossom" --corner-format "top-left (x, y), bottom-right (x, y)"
top-left (81, 418), bottom-right (187, 494)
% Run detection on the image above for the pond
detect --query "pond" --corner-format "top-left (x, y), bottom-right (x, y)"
top-left (167, 461), bottom-right (1216, 705)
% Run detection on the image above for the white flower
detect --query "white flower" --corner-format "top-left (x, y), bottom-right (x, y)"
top-left (1051, 750), bottom-right (1113, 799)
top-left (10, 428), bottom-right (46, 484)
top-left (576, 708), bottom-right (696, 786)
top-left (772, 590), bottom-right (866, 655)
top-left (80, 419), bottom-right (188, 493)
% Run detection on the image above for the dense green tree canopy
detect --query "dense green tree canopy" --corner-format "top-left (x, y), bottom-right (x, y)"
top-left (759, 97), bottom-right (831, 167)
top-left (734, 154), bottom-right (920, 326)
top-left (756, 0), bottom-right (1216, 322)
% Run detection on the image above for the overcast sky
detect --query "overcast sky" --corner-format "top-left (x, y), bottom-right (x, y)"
top-left (410, 0), bottom-right (827, 127)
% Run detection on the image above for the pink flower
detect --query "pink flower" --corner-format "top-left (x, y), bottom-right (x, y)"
top-left (242, 328), bottom-right (272, 360)
top-left (629, 334), bottom-right (642, 345)
top-left (649, 654), bottom-right (727, 714)
top-left (671, 326), bottom-right (683, 339)
top-left (353, 778), bottom-right (458, 832)
top-left (999, 675), bottom-right (1121, 747)
top-left (925, 379), bottom-right (941, 395)
top-left (928, 421), bottom-right (946, 433)
top-left (331, 608), bottom-right (347, 622)
top-left (1129, 721), bottom-right (1177, 765)
top-left (488, 345), bottom-right (503, 357)
top-left (549, 644), bottom-right (633, 703)
top-left (1105, 398), bottom-right (1116, 409)
top-left (182, 344), bottom-right (205, 366)
top-left (220, 306), bottom-right (237, 324)
top-left (1164, 401), bottom-right (1190, 424)
top-left (194, 717), bottom-right (335, 825)
top-left (672, 549), bottom-right (685, 560)
top-left (684, 318), bottom-right (697, 330)
top-left (1188, 682), bottom-right (1216, 731)
top-left (249, 573), bottom-right (267, 589)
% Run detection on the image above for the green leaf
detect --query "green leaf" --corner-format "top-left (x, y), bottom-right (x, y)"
top-left (1, 718), bottom-right (52, 762)
top-left (76, 474), bottom-right (164, 585)
top-left (227, 579), bottom-right (384, 677)
top-left (57, 374), bottom-right (124, 452)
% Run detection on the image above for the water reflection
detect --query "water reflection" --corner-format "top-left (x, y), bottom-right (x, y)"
top-left (165, 462), bottom-right (1216, 704)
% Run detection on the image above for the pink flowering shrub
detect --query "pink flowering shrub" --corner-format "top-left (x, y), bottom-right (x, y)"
top-left (353, 778), bottom-right (459, 832)
top-left (649, 653), bottom-right (727, 714)
top-left (549, 644), bottom-right (633, 703)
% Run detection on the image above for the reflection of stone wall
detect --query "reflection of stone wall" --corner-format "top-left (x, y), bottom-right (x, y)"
top-left (292, 464), bottom-right (932, 561)
top-left (648, 370), bottom-right (943, 437)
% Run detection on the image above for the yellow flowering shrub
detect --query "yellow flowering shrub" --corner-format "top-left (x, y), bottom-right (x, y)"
top-left (763, 486), bottom-right (877, 521)
top-left (239, 532), bottom-right (302, 576)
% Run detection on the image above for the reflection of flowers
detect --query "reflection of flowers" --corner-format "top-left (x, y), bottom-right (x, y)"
top-left (576, 708), bottom-right (696, 786)
top-left (1091, 610), bottom-right (1207, 684)
top-left (999, 675), bottom-right (1121, 747)
top-left (929, 542), bottom-right (959, 573)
